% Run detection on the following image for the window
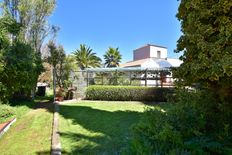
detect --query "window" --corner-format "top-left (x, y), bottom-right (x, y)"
top-left (157, 51), bottom-right (161, 58)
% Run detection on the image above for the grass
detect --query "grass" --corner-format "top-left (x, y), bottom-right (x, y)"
top-left (0, 98), bottom-right (54, 155)
top-left (0, 100), bottom-right (34, 124)
top-left (59, 101), bottom-right (168, 155)
top-left (0, 88), bottom-right (53, 124)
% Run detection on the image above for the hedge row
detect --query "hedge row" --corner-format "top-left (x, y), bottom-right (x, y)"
top-left (86, 85), bottom-right (173, 102)
top-left (0, 104), bottom-right (15, 123)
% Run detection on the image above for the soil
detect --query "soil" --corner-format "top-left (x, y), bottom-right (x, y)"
top-left (0, 119), bottom-right (14, 133)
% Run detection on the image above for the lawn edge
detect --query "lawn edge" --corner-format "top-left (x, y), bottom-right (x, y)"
top-left (0, 118), bottom-right (17, 138)
top-left (51, 102), bottom-right (61, 155)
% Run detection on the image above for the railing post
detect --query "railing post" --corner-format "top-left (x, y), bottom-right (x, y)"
top-left (145, 69), bottom-right (147, 86)
top-left (160, 70), bottom-right (165, 88)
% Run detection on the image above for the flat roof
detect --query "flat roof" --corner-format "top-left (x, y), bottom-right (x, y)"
top-left (84, 67), bottom-right (171, 72)
top-left (134, 44), bottom-right (167, 51)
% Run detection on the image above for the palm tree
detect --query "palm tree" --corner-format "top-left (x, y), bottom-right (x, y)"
top-left (104, 47), bottom-right (122, 67)
top-left (73, 44), bottom-right (102, 70)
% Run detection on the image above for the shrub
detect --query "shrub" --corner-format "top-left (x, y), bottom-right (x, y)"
top-left (127, 89), bottom-right (232, 154)
top-left (86, 85), bottom-right (173, 101)
top-left (0, 104), bottom-right (15, 123)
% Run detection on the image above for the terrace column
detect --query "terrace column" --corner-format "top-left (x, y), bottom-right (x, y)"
top-left (145, 69), bottom-right (148, 86)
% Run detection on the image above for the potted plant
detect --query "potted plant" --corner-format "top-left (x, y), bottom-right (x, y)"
top-left (55, 88), bottom-right (66, 101)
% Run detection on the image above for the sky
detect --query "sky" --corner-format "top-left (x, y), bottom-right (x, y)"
top-left (50, 0), bottom-right (182, 63)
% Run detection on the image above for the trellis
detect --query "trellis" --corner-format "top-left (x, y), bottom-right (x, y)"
top-left (83, 67), bottom-right (173, 86)
top-left (69, 67), bottom-right (174, 98)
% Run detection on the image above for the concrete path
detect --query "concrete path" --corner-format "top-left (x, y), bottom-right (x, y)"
top-left (51, 102), bottom-right (61, 155)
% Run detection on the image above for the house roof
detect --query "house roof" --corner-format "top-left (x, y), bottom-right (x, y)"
top-left (120, 58), bottom-right (150, 67)
top-left (166, 58), bottom-right (183, 67)
top-left (37, 82), bottom-right (48, 87)
top-left (155, 59), bottom-right (172, 68)
top-left (85, 67), bottom-right (170, 72)
top-left (134, 44), bottom-right (167, 51)
top-left (120, 58), bottom-right (182, 68)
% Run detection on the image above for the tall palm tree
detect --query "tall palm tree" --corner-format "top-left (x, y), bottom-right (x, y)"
top-left (73, 44), bottom-right (102, 70)
top-left (104, 47), bottom-right (122, 67)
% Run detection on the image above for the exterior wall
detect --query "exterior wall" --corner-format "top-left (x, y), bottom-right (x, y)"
top-left (124, 44), bottom-right (179, 86)
top-left (133, 45), bottom-right (168, 61)
top-left (150, 46), bottom-right (167, 58)
top-left (133, 46), bottom-right (150, 61)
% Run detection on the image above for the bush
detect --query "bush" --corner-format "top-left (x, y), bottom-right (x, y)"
top-left (0, 104), bottom-right (15, 123)
top-left (127, 89), bottom-right (232, 154)
top-left (86, 85), bottom-right (173, 101)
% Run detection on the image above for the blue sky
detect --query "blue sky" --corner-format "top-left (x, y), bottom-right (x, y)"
top-left (50, 0), bottom-right (181, 63)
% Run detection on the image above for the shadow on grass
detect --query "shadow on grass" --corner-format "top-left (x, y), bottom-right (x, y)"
top-left (8, 95), bottom-right (54, 113)
top-left (59, 105), bottom-right (145, 155)
top-left (8, 99), bottom-right (35, 108)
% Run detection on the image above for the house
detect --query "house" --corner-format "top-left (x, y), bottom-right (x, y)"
top-left (121, 44), bottom-right (182, 68)
top-left (121, 44), bottom-right (182, 86)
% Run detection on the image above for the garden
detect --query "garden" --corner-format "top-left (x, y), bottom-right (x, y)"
top-left (58, 101), bottom-right (170, 154)
top-left (0, 97), bottom-right (54, 154)
top-left (0, 0), bottom-right (232, 155)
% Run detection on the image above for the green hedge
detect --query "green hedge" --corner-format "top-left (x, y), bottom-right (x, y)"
top-left (86, 85), bottom-right (173, 101)
top-left (0, 104), bottom-right (15, 123)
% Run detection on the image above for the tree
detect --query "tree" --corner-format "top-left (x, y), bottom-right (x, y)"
top-left (46, 41), bottom-right (77, 89)
top-left (1, 0), bottom-right (56, 99)
top-left (73, 44), bottom-right (101, 70)
top-left (0, 16), bottom-right (43, 100)
top-left (2, 0), bottom-right (56, 53)
top-left (175, 0), bottom-right (232, 101)
top-left (47, 41), bottom-right (66, 88)
top-left (0, 16), bottom-right (21, 101)
top-left (62, 55), bottom-right (79, 87)
top-left (2, 41), bottom-right (43, 99)
top-left (38, 62), bottom-right (52, 84)
top-left (104, 47), bottom-right (122, 67)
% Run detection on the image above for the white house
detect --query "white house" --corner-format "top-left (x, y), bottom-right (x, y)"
top-left (121, 44), bottom-right (182, 86)
top-left (121, 44), bottom-right (182, 68)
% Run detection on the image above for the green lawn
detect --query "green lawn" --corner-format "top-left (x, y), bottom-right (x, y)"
top-left (0, 101), bottom-right (33, 124)
top-left (0, 100), bottom-right (53, 155)
top-left (59, 101), bottom-right (167, 155)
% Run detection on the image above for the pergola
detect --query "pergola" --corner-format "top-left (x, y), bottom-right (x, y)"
top-left (83, 67), bottom-right (173, 87)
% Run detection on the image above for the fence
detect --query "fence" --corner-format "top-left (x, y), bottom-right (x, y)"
top-left (70, 67), bottom-right (175, 99)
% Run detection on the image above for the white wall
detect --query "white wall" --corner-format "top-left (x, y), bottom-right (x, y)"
top-left (150, 46), bottom-right (167, 59)
top-left (133, 45), bottom-right (168, 60)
